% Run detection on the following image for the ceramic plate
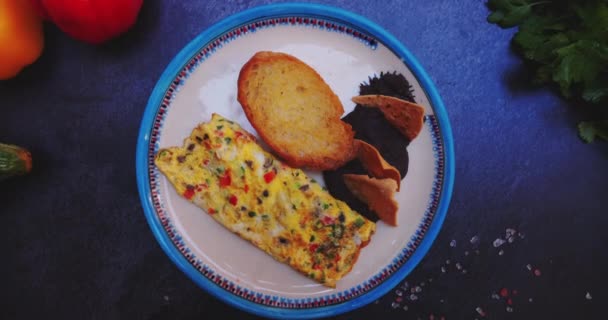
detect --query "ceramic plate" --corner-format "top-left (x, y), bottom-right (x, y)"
top-left (136, 3), bottom-right (454, 319)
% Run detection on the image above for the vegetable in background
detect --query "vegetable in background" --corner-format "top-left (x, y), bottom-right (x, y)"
top-left (486, 0), bottom-right (608, 143)
top-left (0, 0), bottom-right (44, 80)
top-left (0, 143), bottom-right (32, 181)
top-left (30, 0), bottom-right (144, 45)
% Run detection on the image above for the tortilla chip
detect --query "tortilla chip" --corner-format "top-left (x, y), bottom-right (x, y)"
top-left (343, 174), bottom-right (399, 226)
top-left (354, 139), bottom-right (401, 191)
top-left (351, 95), bottom-right (425, 141)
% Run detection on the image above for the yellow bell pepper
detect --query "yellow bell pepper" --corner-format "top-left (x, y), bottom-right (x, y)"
top-left (0, 0), bottom-right (44, 80)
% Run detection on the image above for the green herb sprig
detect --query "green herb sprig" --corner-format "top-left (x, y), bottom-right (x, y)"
top-left (487, 0), bottom-right (608, 142)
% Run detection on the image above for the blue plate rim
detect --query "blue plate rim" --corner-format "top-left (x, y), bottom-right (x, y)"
top-left (135, 2), bottom-right (455, 319)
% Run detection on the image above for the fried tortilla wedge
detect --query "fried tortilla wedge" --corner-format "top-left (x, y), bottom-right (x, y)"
top-left (354, 139), bottom-right (401, 191)
top-left (351, 94), bottom-right (425, 141)
top-left (343, 174), bottom-right (399, 226)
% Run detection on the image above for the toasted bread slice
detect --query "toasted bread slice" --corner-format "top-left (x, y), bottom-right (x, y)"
top-left (238, 51), bottom-right (355, 170)
top-left (352, 95), bottom-right (425, 141)
top-left (354, 139), bottom-right (402, 191)
top-left (343, 174), bottom-right (399, 226)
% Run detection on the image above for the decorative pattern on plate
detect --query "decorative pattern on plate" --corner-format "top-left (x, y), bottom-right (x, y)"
top-left (214, 17), bottom-right (378, 50)
top-left (166, 16), bottom-right (379, 90)
top-left (145, 15), bottom-right (446, 309)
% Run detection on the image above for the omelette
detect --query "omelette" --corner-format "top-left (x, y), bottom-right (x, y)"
top-left (154, 113), bottom-right (376, 287)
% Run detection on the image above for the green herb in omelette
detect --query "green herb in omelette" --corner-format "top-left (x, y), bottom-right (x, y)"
top-left (354, 218), bottom-right (365, 228)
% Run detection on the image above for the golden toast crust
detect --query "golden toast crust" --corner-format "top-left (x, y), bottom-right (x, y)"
top-left (238, 51), bottom-right (355, 170)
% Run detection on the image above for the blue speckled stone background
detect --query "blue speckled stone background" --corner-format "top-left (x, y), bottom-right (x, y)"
top-left (0, 1), bottom-right (605, 319)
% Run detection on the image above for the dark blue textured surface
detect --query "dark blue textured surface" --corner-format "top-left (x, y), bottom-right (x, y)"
top-left (1, 1), bottom-right (605, 319)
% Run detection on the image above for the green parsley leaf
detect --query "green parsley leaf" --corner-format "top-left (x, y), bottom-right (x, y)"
top-left (487, 0), bottom-right (545, 28)
top-left (488, 0), bottom-right (608, 143)
top-left (578, 121), bottom-right (608, 143)
top-left (553, 40), bottom-right (604, 97)
top-left (583, 85), bottom-right (608, 104)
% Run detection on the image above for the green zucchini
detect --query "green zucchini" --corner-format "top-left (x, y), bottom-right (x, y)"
top-left (0, 143), bottom-right (32, 180)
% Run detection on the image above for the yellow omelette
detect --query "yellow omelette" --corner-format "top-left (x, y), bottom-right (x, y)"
top-left (154, 113), bottom-right (375, 287)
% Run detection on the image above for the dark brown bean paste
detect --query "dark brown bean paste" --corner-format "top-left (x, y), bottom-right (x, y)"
top-left (322, 72), bottom-right (415, 222)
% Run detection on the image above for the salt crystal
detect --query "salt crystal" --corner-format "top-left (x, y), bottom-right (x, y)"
top-left (395, 289), bottom-right (403, 296)
top-left (526, 264), bottom-right (532, 271)
top-left (403, 305), bottom-right (409, 311)
top-left (493, 238), bottom-right (506, 248)
top-left (391, 302), bottom-right (400, 309)
top-left (528, 298), bottom-right (533, 303)
top-left (491, 293), bottom-right (500, 300)
top-left (163, 295), bottom-right (169, 301)
top-left (415, 286), bottom-right (422, 293)
top-left (450, 239), bottom-right (457, 247)
top-left (420, 282), bottom-right (426, 287)
top-left (470, 235), bottom-right (480, 245)
top-left (465, 250), bottom-right (470, 256)
top-left (446, 259), bottom-right (451, 265)
top-left (440, 299), bottom-right (444, 303)
top-left (507, 236), bottom-right (515, 243)
top-left (475, 307), bottom-right (486, 317)
top-left (410, 294), bottom-right (418, 301)
top-left (441, 266), bottom-right (446, 273)
top-left (506, 306), bottom-right (513, 312)
top-left (428, 278), bottom-right (433, 283)
top-left (462, 269), bottom-right (468, 274)
top-left (498, 249), bottom-right (504, 256)
top-left (586, 292), bottom-right (592, 300)
top-left (506, 228), bottom-right (516, 237)
top-left (455, 262), bottom-right (462, 270)
top-left (518, 232), bottom-right (525, 239)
